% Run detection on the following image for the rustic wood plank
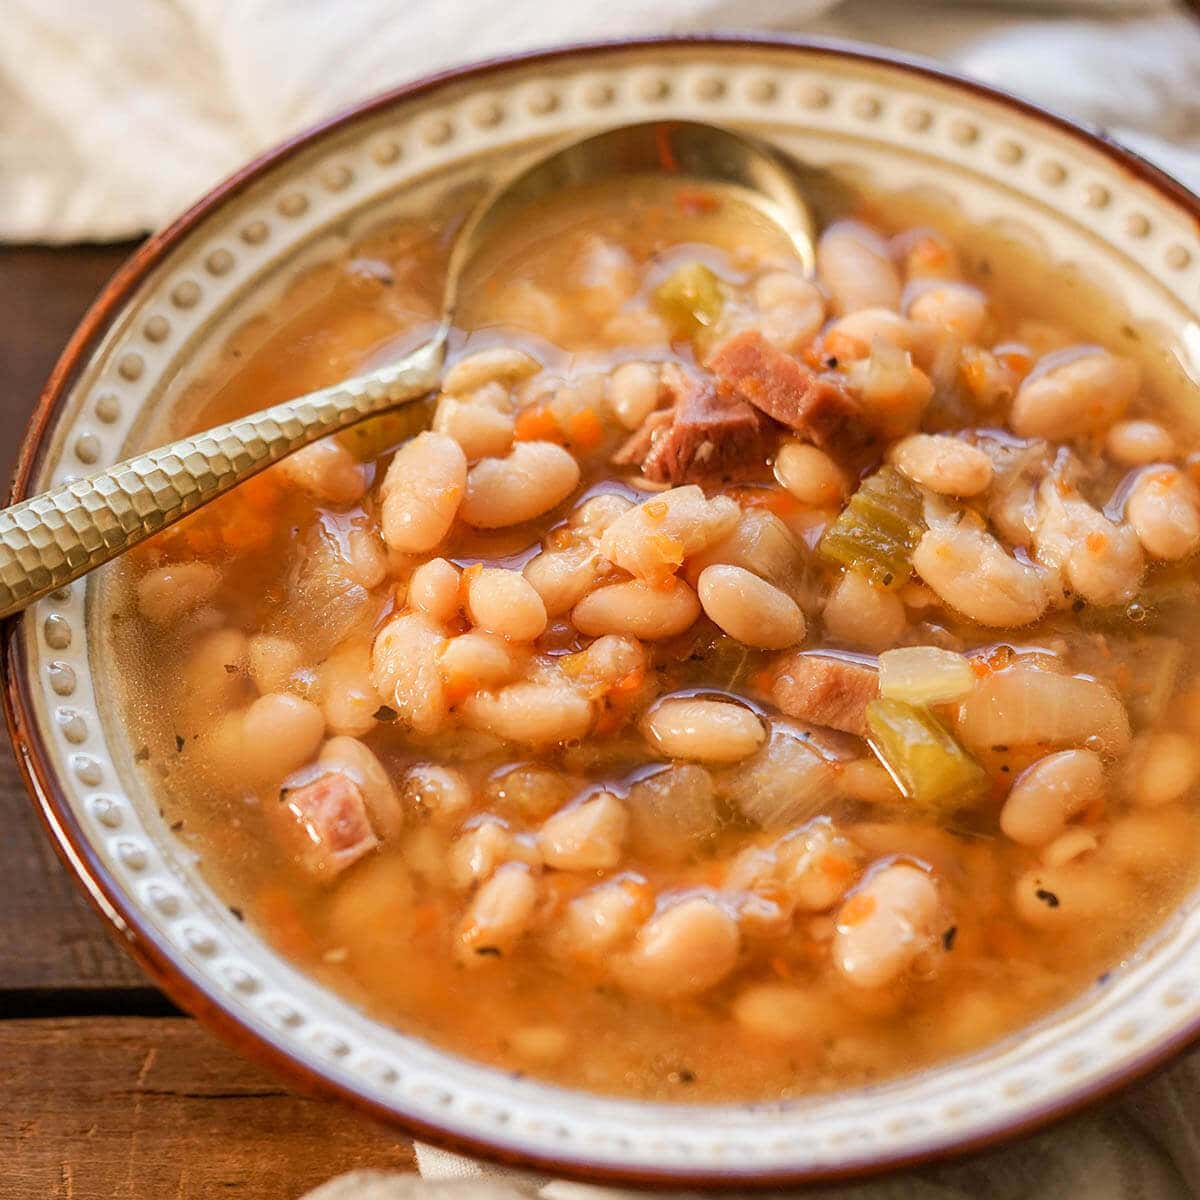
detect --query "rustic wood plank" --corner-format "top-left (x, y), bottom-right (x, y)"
top-left (0, 243), bottom-right (149, 993)
top-left (0, 1017), bottom-right (416, 1199)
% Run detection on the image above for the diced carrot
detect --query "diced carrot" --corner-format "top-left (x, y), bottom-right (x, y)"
top-left (838, 892), bottom-right (876, 926)
top-left (675, 186), bottom-right (720, 216)
top-left (566, 406), bottom-right (604, 451)
top-left (818, 853), bottom-right (855, 882)
top-left (749, 666), bottom-right (776, 695)
top-left (256, 885), bottom-right (315, 959)
top-left (514, 404), bottom-right (561, 442)
top-left (732, 486), bottom-right (802, 519)
top-left (611, 667), bottom-right (645, 694)
top-left (997, 348), bottom-right (1034, 378)
top-left (643, 500), bottom-right (668, 523)
top-left (649, 531), bottom-right (685, 569)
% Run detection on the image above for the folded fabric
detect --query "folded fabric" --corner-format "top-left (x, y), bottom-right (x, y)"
top-left (1, 0), bottom-right (1197, 242)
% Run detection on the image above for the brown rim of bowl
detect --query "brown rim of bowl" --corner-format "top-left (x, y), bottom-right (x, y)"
top-left (5, 33), bottom-right (1200, 1190)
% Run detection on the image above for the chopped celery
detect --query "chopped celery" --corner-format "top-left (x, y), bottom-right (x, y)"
top-left (819, 466), bottom-right (925, 588)
top-left (878, 647), bottom-right (975, 706)
top-left (866, 698), bottom-right (988, 816)
top-left (653, 261), bottom-right (724, 336)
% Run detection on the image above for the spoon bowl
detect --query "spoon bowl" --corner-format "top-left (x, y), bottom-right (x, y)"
top-left (0, 119), bottom-right (813, 619)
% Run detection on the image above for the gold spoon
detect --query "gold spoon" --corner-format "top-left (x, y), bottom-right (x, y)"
top-left (0, 120), bottom-right (814, 619)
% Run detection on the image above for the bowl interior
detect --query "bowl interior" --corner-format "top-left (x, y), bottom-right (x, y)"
top-left (13, 37), bottom-right (1200, 1185)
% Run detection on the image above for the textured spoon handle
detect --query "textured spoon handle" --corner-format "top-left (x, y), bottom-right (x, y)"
top-left (0, 339), bottom-right (443, 620)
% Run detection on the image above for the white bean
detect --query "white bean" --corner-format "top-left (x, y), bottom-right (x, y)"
top-left (319, 639), bottom-right (382, 737)
top-left (733, 984), bottom-right (842, 1042)
top-left (538, 793), bottom-right (629, 871)
top-left (449, 820), bottom-right (514, 888)
top-left (907, 283), bottom-right (987, 342)
top-left (1129, 731), bottom-right (1200, 807)
top-left (823, 571), bottom-right (907, 650)
top-left (1010, 350), bottom-right (1138, 439)
top-left (460, 442), bottom-right (580, 528)
top-left (443, 347), bottom-right (540, 395)
top-left (572, 578), bottom-right (700, 640)
top-left (136, 562), bottom-right (220, 624)
top-left (346, 525), bottom-right (388, 589)
top-left (773, 442), bottom-right (846, 507)
top-left (241, 693), bottom-right (325, 783)
top-left (697, 564), bottom-right (806, 649)
top-left (642, 697), bottom-right (765, 763)
top-left (1126, 467), bottom-right (1200, 560)
top-left (913, 508), bottom-right (1048, 627)
top-left (889, 434), bottom-right (993, 497)
top-left (408, 557), bottom-right (461, 623)
top-left (599, 486), bottom-right (740, 584)
top-left (182, 628), bottom-right (249, 719)
top-left (460, 679), bottom-right (592, 746)
top-left (618, 896), bottom-right (740, 997)
top-left (401, 763), bottom-right (472, 824)
top-left (457, 863), bottom-right (539, 963)
top-left (609, 362), bottom-right (662, 430)
top-left (379, 432), bottom-right (466, 553)
top-left (278, 438), bottom-right (367, 505)
top-left (1106, 420), bottom-right (1175, 466)
top-left (1000, 749), bottom-right (1104, 846)
top-left (558, 879), bottom-right (648, 960)
top-left (248, 634), bottom-right (304, 694)
top-left (1041, 828), bottom-right (1099, 867)
top-left (465, 567), bottom-right (547, 642)
top-left (753, 271), bottom-right (826, 351)
top-left (439, 630), bottom-right (521, 693)
top-left (370, 612), bottom-right (447, 735)
top-left (833, 864), bottom-right (941, 989)
top-left (433, 395), bottom-right (515, 460)
top-left (523, 546), bottom-right (603, 617)
top-left (816, 221), bottom-right (902, 315)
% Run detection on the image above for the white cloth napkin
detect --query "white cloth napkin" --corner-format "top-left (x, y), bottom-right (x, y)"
top-left (7, 1), bottom-right (1200, 1195)
top-left (1, 0), bottom-right (1198, 242)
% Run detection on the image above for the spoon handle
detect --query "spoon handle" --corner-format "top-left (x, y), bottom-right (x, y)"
top-left (0, 339), bottom-right (443, 621)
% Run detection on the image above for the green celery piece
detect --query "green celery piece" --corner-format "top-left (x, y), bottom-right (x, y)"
top-left (866, 698), bottom-right (988, 816)
top-left (819, 467), bottom-right (925, 588)
top-left (653, 261), bottom-right (724, 336)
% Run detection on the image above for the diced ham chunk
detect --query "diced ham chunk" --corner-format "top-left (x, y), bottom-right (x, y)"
top-left (280, 772), bottom-right (379, 879)
top-left (612, 364), bottom-right (774, 484)
top-left (772, 652), bottom-right (879, 736)
top-left (707, 330), bottom-right (868, 452)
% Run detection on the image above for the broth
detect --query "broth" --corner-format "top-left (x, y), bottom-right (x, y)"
top-left (110, 178), bottom-right (1200, 1101)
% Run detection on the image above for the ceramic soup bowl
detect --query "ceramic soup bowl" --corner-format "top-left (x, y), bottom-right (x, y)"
top-left (8, 35), bottom-right (1200, 1189)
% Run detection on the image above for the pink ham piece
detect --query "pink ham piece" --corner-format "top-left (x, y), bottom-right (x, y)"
top-left (772, 651), bottom-right (879, 737)
top-left (612, 363), bottom-right (774, 485)
top-left (279, 772), bottom-right (378, 879)
top-left (707, 330), bottom-right (869, 452)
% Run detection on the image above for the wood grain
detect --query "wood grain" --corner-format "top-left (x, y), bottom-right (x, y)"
top-left (0, 243), bottom-right (149, 994)
top-left (0, 1017), bottom-right (416, 1199)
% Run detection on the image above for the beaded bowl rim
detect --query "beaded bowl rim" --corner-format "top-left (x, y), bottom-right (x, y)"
top-left (6, 33), bottom-right (1200, 1189)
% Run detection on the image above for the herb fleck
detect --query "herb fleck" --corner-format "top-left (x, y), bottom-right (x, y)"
top-left (1035, 888), bottom-right (1060, 908)
top-left (223, 663), bottom-right (239, 675)
top-left (373, 705), bottom-right (398, 722)
top-left (475, 946), bottom-right (502, 958)
top-left (942, 925), bottom-right (958, 951)
top-left (174, 734), bottom-right (185, 752)
top-left (229, 906), bottom-right (245, 922)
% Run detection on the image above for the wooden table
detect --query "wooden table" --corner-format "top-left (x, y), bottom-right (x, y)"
top-left (0, 245), bottom-right (416, 1199)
